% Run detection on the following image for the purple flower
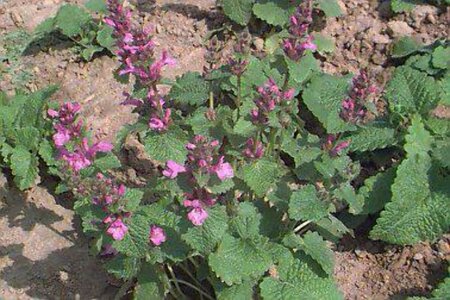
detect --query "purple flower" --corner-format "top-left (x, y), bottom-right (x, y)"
top-left (148, 51), bottom-right (177, 82)
top-left (106, 218), bottom-right (128, 241)
top-left (53, 124), bottom-right (71, 147)
top-left (162, 160), bottom-right (187, 178)
top-left (149, 225), bottom-right (166, 246)
top-left (213, 156), bottom-right (234, 181)
top-left (187, 207), bottom-right (209, 226)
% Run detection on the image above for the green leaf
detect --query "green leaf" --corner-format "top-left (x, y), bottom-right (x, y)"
top-left (85, 0), bottom-right (108, 13)
top-left (209, 234), bottom-right (272, 285)
top-left (259, 253), bottom-right (343, 300)
top-left (230, 202), bottom-right (262, 239)
top-left (371, 117), bottom-right (450, 244)
top-left (316, 0), bottom-right (342, 17)
top-left (113, 214), bottom-right (149, 258)
top-left (252, 0), bottom-right (295, 26)
top-left (81, 45), bottom-right (104, 61)
top-left (347, 126), bottom-right (397, 152)
top-left (385, 66), bottom-right (441, 116)
top-left (358, 168), bottom-right (397, 215)
top-left (135, 263), bottom-right (166, 300)
top-left (221, 0), bottom-right (255, 25)
top-left (123, 188), bottom-right (144, 211)
top-left (34, 17), bottom-right (56, 37)
top-left (182, 206), bottom-right (229, 254)
top-left (433, 139), bottom-right (450, 168)
top-left (432, 274), bottom-right (450, 299)
top-left (432, 45), bottom-right (450, 70)
top-left (10, 146), bottom-right (39, 190)
top-left (214, 280), bottom-right (254, 300)
top-left (144, 129), bottom-right (188, 164)
top-left (286, 52), bottom-right (319, 86)
top-left (391, 0), bottom-right (422, 13)
top-left (315, 215), bottom-right (352, 243)
top-left (312, 33), bottom-right (335, 54)
top-left (14, 127), bottom-right (41, 151)
top-left (55, 4), bottom-right (93, 37)
top-left (105, 255), bottom-right (140, 279)
top-left (169, 72), bottom-right (209, 106)
top-left (302, 73), bottom-right (355, 134)
top-left (298, 231), bottom-right (335, 275)
top-left (93, 153), bottom-right (121, 171)
top-left (334, 183), bottom-right (363, 214)
top-left (289, 184), bottom-right (330, 222)
top-left (391, 37), bottom-right (422, 58)
top-left (38, 139), bottom-right (57, 167)
top-left (240, 159), bottom-right (282, 197)
top-left (96, 25), bottom-right (115, 52)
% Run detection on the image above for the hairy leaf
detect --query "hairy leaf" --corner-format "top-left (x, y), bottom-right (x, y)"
top-left (209, 234), bottom-right (272, 285)
top-left (347, 126), bottom-right (397, 152)
top-left (289, 184), bottom-right (330, 222)
top-left (144, 129), bottom-right (188, 164)
top-left (10, 146), bottom-right (39, 190)
top-left (298, 231), bottom-right (335, 275)
top-left (169, 72), bottom-right (209, 106)
top-left (253, 0), bottom-right (295, 26)
top-left (55, 4), bottom-right (92, 37)
top-left (240, 159), bottom-right (282, 197)
top-left (316, 0), bottom-right (342, 17)
top-left (221, 0), bottom-right (254, 25)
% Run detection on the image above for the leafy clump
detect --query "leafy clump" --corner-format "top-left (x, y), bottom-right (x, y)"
top-left (0, 86), bottom-right (58, 190)
top-left (32, 2), bottom-right (114, 61)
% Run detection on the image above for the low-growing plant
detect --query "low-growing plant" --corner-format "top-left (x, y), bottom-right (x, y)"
top-left (32, 0), bottom-right (115, 61)
top-left (391, 0), bottom-right (450, 13)
top-left (3, 0), bottom-right (448, 298)
top-left (0, 86), bottom-right (59, 190)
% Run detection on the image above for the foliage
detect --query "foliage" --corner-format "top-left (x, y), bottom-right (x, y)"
top-left (0, 86), bottom-right (58, 190)
top-left (32, 2), bottom-right (114, 61)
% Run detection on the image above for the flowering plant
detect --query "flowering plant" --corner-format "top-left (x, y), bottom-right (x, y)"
top-left (4, 0), bottom-right (449, 299)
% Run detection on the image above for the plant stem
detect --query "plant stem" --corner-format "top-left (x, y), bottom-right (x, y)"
top-left (178, 263), bottom-right (205, 293)
top-left (236, 74), bottom-right (242, 120)
top-left (169, 279), bottom-right (214, 300)
top-left (209, 91), bottom-right (214, 110)
top-left (294, 220), bottom-right (312, 233)
top-left (167, 264), bottom-right (186, 299)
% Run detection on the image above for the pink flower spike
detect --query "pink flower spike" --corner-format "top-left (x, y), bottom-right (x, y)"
top-left (149, 225), bottom-right (166, 246)
top-left (106, 219), bottom-right (128, 241)
top-left (149, 117), bottom-right (165, 131)
top-left (162, 160), bottom-right (187, 178)
top-left (92, 141), bottom-right (114, 153)
top-left (331, 140), bottom-right (351, 156)
top-left (187, 207), bottom-right (208, 226)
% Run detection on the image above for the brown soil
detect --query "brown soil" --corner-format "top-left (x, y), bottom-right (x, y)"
top-left (0, 0), bottom-right (449, 299)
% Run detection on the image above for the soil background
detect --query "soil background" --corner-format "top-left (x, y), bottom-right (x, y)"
top-left (0, 0), bottom-right (449, 299)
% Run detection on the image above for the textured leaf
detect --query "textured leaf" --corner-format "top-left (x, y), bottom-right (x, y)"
top-left (93, 153), bottom-right (121, 171)
top-left (230, 202), bottom-right (262, 239)
top-left (10, 146), bottom-right (39, 190)
top-left (240, 159), bottom-right (282, 197)
top-left (221, 0), bottom-right (254, 25)
top-left (358, 168), bottom-right (397, 215)
top-left (113, 214), bottom-right (149, 258)
top-left (85, 0), bottom-right (108, 13)
top-left (123, 188), bottom-right (144, 211)
top-left (432, 45), bottom-right (450, 69)
top-left (259, 253), bottom-right (342, 300)
top-left (385, 66), bottom-right (441, 116)
top-left (169, 72), bottom-right (209, 106)
top-left (215, 280), bottom-right (254, 300)
top-left (315, 215), bottom-right (352, 242)
top-left (312, 33), bottom-right (335, 54)
top-left (391, 0), bottom-right (422, 13)
top-left (298, 231), bottom-right (335, 275)
top-left (55, 4), bottom-right (92, 37)
top-left (433, 139), bottom-right (450, 168)
top-left (135, 263), bottom-right (166, 300)
top-left (144, 129), bottom-right (188, 164)
top-left (252, 0), bottom-right (295, 26)
top-left (371, 117), bottom-right (450, 244)
top-left (347, 126), bottom-right (397, 152)
top-left (38, 139), bottom-right (57, 167)
top-left (289, 184), bottom-right (330, 222)
top-left (14, 127), bottom-right (41, 151)
top-left (209, 234), bottom-right (272, 285)
top-left (316, 0), bottom-right (342, 17)
top-left (286, 52), bottom-right (319, 85)
top-left (182, 206), bottom-right (228, 254)
top-left (96, 25), bottom-right (115, 52)
top-left (432, 274), bottom-right (450, 299)
top-left (302, 73), bottom-right (354, 133)
top-left (392, 37), bottom-right (422, 58)
top-left (34, 17), bottom-right (56, 36)
top-left (334, 183), bottom-right (363, 215)
top-left (81, 45), bottom-right (104, 61)
top-left (105, 255), bottom-right (139, 279)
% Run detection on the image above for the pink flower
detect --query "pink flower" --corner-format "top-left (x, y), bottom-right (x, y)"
top-left (148, 51), bottom-right (177, 82)
top-left (187, 207), bottom-right (209, 226)
top-left (213, 156), bottom-right (234, 181)
top-left (243, 138), bottom-right (264, 159)
top-left (53, 125), bottom-right (71, 147)
top-left (331, 140), bottom-right (351, 156)
top-left (149, 225), bottom-right (166, 246)
top-left (106, 219), bottom-right (128, 241)
top-left (162, 160), bottom-right (187, 178)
